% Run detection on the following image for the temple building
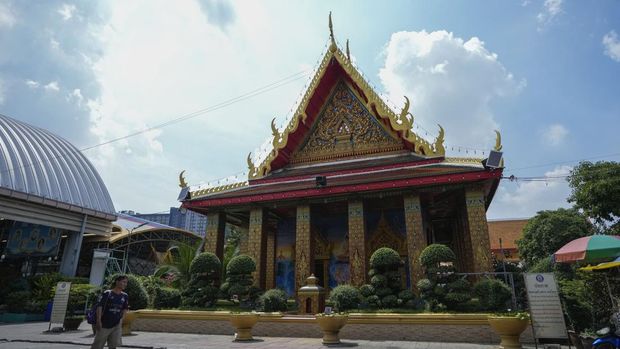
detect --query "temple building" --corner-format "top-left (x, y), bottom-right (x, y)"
top-left (180, 17), bottom-right (503, 296)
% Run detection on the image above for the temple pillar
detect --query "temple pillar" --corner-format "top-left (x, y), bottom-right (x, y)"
top-left (295, 204), bottom-right (313, 291)
top-left (204, 212), bottom-right (226, 261)
top-left (404, 195), bottom-right (425, 292)
top-left (248, 208), bottom-right (267, 288)
top-left (265, 229), bottom-right (276, 289)
top-left (464, 189), bottom-right (493, 273)
top-left (348, 200), bottom-right (366, 286)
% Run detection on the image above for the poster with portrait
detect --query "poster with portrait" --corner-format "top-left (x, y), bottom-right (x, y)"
top-left (6, 222), bottom-right (61, 257)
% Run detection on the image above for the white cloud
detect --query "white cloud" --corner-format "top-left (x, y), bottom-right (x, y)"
top-left (379, 30), bottom-right (523, 151)
top-left (537, 0), bottom-right (563, 30)
top-left (25, 80), bottom-right (40, 88)
top-left (58, 4), bottom-right (77, 21)
top-left (0, 2), bottom-right (16, 27)
top-left (487, 165), bottom-right (572, 219)
top-left (542, 123), bottom-right (568, 146)
top-left (603, 31), bottom-right (620, 62)
top-left (44, 81), bottom-right (60, 92)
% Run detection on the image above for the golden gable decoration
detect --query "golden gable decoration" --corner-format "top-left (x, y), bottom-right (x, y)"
top-left (291, 83), bottom-right (404, 164)
top-left (366, 213), bottom-right (407, 258)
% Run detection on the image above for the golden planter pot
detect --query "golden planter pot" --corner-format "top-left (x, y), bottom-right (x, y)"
top-left (488, 316), bottom-right (529, 349)
top-left (315, 314), bottom-right (348, 345)
top-left (229, 313), bottom-right (259, 341)
top-left (122, 311), bottom-right (137, 336)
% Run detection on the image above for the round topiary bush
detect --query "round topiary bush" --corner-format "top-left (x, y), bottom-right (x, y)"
top-left (257, 288), bottom-right (288, 312)
top-left (226, 255), bottom-right (256, 275)
top-left (189, 252), bottom-right (222, 276)
top-left (105, 274), bottom-right (149, 310)
top-left (328, 284), bottom-right (362, 312)
top-left (359, 284), bottom-right (375, 298)
top-left (473, 278), bottom-right (512, 311)
top-left (153, 287), bottom-right (181, 309)
top-left (381, 294), bottom-right (398, 308)
top-left (419, 244), bottom-right (456, 268)
top-left (416, 278), bottom-right (433, 292)
top-left (369, 247), bottom-right (402, 270)
top-left (370, 274), bottom-right (387, 288)
top-left (398, 289), bottom-right (414, 302)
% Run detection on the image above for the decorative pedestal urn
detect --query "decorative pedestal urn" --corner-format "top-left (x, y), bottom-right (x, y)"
top-left (122, 311), bottom-right (137, 336)
top-left (315, 314), bottom-right (348, 345)
top-left (488, 316), bottom-right (529, 349)
top-left (229, 313), bottom-right (259, 341)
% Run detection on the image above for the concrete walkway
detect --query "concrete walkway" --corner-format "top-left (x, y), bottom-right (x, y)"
top-left (0, 321), bottom-right (552, 349)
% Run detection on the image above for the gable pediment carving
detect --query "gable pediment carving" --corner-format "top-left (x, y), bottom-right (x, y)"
top-left (290, 82), bottom-right (404, 164)
top-left (367, 213), bottom-right (407, 258)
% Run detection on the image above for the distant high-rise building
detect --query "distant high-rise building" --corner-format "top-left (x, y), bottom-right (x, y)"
top-left (123, 207), bottom-right (207, 236)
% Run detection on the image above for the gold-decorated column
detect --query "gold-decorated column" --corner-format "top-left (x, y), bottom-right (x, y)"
top-left (265, 230), bottom-right (276, 289)
top-left (204, 212), bottom-right (226, 260)
top-left (404, 195), bottom-right (426, 292)
top-left (464, 189), bottom-right (493, 273)
top-left (295, 205), bottom-right (313, 291)
top-left (348, 200), bottom-right (367, 286)
top-left (248, 207), bottom-right (267, 288)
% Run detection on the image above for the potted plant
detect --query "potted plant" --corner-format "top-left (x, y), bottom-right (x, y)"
top-left (488, 311), bottom-right (530, 349)
top-left (315, 312), bottom-right (349, 344)
top-left (229, 312), bottom-right (259, 341)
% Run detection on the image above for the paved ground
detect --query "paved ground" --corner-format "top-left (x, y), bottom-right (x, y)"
top-left (0, 321), bottom-right (558, 349)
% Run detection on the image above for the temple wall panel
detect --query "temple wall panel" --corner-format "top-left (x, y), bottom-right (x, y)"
top-left (248, 208), bottom-right (267, 287)
top-left (347, 200), bottom-right (366, 286)
top-left (265, 229), bottom-right (276, 289)
top-left (204, 212), bottom-right (225, 260)
top-left (465, 190), bottom-right (493, 273)
top-left (295, 205), bottom-right (313, 291)
top-left (404, 195), bottom-right (425, 292)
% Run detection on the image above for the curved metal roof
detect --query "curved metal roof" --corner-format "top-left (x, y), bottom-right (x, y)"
top-left (0, 114), bottom-right (116, 215)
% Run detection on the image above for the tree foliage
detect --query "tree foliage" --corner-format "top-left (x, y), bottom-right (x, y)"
top-left (516, 208), bottom-right (593, 267)
top-left (568, 161), bottom-right (620, 226)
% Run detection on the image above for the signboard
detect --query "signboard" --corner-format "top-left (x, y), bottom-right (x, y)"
top-left (50, 282), bottom-right (71, 325)
top-left (524, 273), bottom-right (567, 339)
top-left (6, 222), bottom-right (61, 257)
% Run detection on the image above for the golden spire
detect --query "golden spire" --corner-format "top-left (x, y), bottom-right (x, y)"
top-left (178, 170), bottom-right (188, 188)
top-left (494, 130), bottom-right (503, 151)
top-left (328, 12), bottom-right (336, 52)
top-left (434, 124), bottom-right (446, 154)
top-left (346, 39), bottom-right (350, 61)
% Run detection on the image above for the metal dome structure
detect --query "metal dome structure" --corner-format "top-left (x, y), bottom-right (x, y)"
top-left (0, 113), bottom-right (116, 235)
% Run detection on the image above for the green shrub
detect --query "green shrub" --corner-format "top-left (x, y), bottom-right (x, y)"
top-left (473, 278), bottom-right (512, 311)
top-left (370, 274), bottom-right (387, 288)
top-left (66, 284), bottom-right (96, 315)
top-left (359, 284), bottom-right (375, 298)
top-left (106, 274), bottom-right (149, 310)
top-left (5, 291), bottom-right (31, 313)
top-left (367, 295), bottom-right (380, 307)
top-left (369, 247), bottom-right (402, 270)
top-left (416, 278), bottom-right (433, 292)
top-left (190, 252), bottom-right (222, 277)
top-left (181, 282), bottom-right (219, 308)
top-left (398, 289), bottom-right (414, 302)
top-left (257, 288), bottom-right (287, 312)
top-left (381, 295), bottom-right (398, 308)
top-left (226, 255), bottom-right (256, 275)
top-left (328, 285), bottom-right (362, 312)
top-left (375, 287), bottom-right (392, 297)
top-left (153, 287), bottom-right (181, 309)
top-left (419, 244), bottom-right (456, 268)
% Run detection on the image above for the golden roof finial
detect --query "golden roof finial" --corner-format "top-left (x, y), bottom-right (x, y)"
top-left (494, 130), bottom-right (503, 151)
top-left (346, 39), bottom-right (350, 61)
top-left (179, 170), bottom-right (188, 188)
top-left (328, 12), bottom-right (336, 52)
top-left (434, 124), bottom-right (446, 155)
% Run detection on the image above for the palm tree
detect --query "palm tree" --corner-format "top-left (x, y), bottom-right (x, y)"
top-left (155, 242), bottom-right (199, 287)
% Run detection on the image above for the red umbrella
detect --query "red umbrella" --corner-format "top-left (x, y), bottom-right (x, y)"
top-left (554, 235), bottom-right (620, 263)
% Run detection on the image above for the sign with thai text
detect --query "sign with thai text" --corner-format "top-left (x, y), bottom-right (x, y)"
top-left (524, 273), bottom-right (567, 339)
top-left (50, 282), bottom-right (71, 325)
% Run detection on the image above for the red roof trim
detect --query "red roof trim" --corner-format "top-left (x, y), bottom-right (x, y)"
top-left (251, 157), bottom-right (445, 185)
top-left (184, 169), bottom-right (502, 209)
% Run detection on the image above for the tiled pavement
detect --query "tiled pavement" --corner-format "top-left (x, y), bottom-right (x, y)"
top-left (0, 321), bottom-right (557, 349)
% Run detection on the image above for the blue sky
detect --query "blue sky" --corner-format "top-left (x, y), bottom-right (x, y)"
top-left (0, 0), bottom-right (619, 219)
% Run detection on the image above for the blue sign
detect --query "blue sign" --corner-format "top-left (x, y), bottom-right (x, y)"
top-left (6, 222), bottom-right (61, 257)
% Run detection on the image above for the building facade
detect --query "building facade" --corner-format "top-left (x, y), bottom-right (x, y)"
top-left (123, 208), bottom-right (208, 237)
top-left (181, 22), bottom-right (503, 296)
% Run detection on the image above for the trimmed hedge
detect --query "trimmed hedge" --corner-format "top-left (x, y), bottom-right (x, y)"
top-left (419, 244), bottom-right (456, 268)
top-left (105, 274), bottom-right (149, 310)
top-left (189, 252), bottom-right (222, 276)
top-left (369, 247), bottom-right (402, 270)
top-left (153, 287), bottom-right (181, 309)
top-left (473, 278), bottom-right (512, 311)
top-left (226, 255), bottom-right (256, 275)
top-left (257, 288), bottom-right (288, 312)
top-left (328, 284), bottom-right (362, 312)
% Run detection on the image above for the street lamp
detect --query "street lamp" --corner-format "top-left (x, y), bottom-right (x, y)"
top-left (123, 222), bottom-right (148, 273)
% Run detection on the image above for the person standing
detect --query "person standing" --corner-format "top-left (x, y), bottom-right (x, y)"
top-left (91, 275), bottom-right (129, 349)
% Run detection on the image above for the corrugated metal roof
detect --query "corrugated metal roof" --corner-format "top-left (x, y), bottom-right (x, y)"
top-left (0, 114), bottom-right (116, 216)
